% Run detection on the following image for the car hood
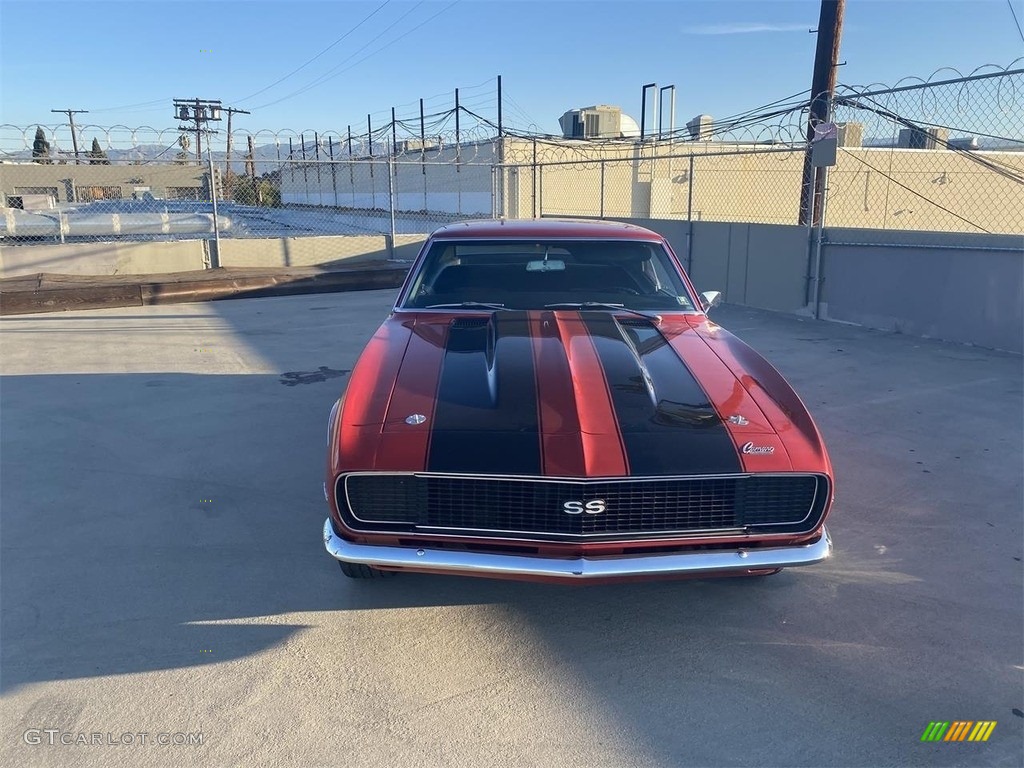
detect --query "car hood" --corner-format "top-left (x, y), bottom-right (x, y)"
top-left (334, 311), bottom-right (830, 478)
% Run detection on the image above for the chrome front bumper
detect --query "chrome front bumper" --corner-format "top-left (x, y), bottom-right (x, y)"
top-left (322, 519), bottom-right (832, 580)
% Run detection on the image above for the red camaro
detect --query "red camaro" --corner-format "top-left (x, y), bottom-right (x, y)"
top-left (324, 219), bottom-right (834, 582)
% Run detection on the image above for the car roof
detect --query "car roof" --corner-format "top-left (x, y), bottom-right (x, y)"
top-left (427, 218), bottom-right (667, 241)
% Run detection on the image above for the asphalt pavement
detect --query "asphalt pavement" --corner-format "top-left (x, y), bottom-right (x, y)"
top-left (1, 291), bottom-right (1021, 767)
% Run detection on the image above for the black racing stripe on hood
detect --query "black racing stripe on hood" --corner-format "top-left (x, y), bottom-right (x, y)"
top-left (581, 313), bottom-right (741, 476)
top-left (427, 312), bottom-right (542, 475)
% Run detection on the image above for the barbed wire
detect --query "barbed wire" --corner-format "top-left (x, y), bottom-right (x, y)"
top-left (834, 59), bottom-right (1024, 143)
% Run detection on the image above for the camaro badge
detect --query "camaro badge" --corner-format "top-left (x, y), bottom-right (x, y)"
top-left (562, 500), bottom-right (607, 515)
top-left (405, 414), bottom-right (427, 425)
top-left (728, 415), bottom-right (749, 425)
top-left (741, 441), bottom-right (774, 455)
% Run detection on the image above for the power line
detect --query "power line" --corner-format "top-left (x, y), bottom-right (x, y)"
top-left (252, 1), bottom-right (459, 110)
top-left (839, 148), bottom-right (992, 233)
top-left (1008, 0), bottom-right (1024, 43)
top-left (835, 94), bottom-right (1024, 184)
top-left (233, 0), bottom-right (392, 103)
top-left (88, 98), bottom-right (170, 114)
top-left (252, 2), bottom-right (427, 109)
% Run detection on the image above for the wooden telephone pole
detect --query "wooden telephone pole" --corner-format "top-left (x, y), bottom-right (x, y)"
top-left (50, 108), bottom-right (88, 164)
top-left (798, 0), bottom-right (846, 226)
top-left (223, 106), bottom-right (250, 179)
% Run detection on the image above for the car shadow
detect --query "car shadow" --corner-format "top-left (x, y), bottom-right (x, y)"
top-left (3, 296), bottom-right (1021, 767)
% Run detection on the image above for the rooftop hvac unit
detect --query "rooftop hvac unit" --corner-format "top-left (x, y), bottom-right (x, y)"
top-left (898, 126), bottom-right (949, 149)
top-left (947, 137), bottom-right (980, 150)
top-left (559, 105), bottom-right (625, 138)
top-left (686, 114), bottom-right (713, 141)
top-left (395, 137), bottom-right (443, 153)
top-left (836, 122), bottom-right (863, 148)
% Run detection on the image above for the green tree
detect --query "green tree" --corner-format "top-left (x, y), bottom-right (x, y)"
top-left (231, 175), bottom-right (281, 207)
top-left (32, 126), bottom-right (51, 163)
top-left (87, 137), bottom-right (110, 164)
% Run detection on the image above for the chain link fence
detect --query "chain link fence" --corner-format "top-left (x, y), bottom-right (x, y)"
top-left (829, 65), bottom-right (1024, 237)
top-left (2, 63), bottom-right (1020, 268)
top-left (0, 152), bottom-right (497, 245)
top-left (502, 145), bottom-right (807, 225)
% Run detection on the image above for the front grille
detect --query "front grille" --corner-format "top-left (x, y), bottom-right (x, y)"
top-left (340, 473), bottom-right (827, 540)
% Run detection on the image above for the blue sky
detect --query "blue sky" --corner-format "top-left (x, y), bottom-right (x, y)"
top-left (1, 0), bottom-right (1022, 138)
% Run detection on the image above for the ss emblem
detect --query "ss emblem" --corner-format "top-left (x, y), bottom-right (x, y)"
top-left (562, 499), bottom-right (607, 515)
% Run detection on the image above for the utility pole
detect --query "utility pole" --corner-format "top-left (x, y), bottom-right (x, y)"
top-left (799, 0), bottom-right (845, 226)
top-left (223, 106), bottom-right (250, 183)
top-left (50, 108), bottom-right (88, 164)
top-left (173, 98), bottom-right (222, 163)
top-left (246, 135), bottom-right (256, 179)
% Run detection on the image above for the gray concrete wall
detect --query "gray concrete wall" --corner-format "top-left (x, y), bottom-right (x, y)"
top-left (611, 218), bottom-right (810, 313)
top-left (602, 217), bottom-right (1022, 352)
top-left (0, 240), bottom-right (207, 278)
top-left (217, 233), bottom-right (426, 268)
top-left (3, 216), bottom-right (1019, 353)
top-left (820, 228), bottom-right (1024, 353)
top-left (0, 233), bottom-right (429, 277)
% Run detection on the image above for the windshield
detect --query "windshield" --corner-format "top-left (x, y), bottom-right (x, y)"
top-left (400, 238), bottom-right (696, 311)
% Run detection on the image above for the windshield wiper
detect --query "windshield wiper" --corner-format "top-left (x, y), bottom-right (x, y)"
top-left (424, 302), bottom-right (509, 311)
top-left (543, 302), bottom-right (661, 322)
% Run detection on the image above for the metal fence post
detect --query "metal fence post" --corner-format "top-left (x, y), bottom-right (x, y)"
top-left (531, 138), bottom-right (538, 219)
top-left (208, 149), bottom-right (220, 268)
top-left (600, 160), bottom-right (605, 218)
top-left (387, 153), bottom-right (397, 258)
top-left (328, 136), bottom-right (338, 208)
top-left (538, 164), bottom-right (543, 218)
top-left (811, 161), bottom-right (830, 320)
top-left (491, 165), bottom-right (497, 219)
top-left (685, 154), bottom-right (695, 273)
top-left (808, 93), bottom-right (834, 318)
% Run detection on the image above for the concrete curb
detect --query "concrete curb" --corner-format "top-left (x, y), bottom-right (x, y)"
top-left (0, 264), bottom-right (410, 315)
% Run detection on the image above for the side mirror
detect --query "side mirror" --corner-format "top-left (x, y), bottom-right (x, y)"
top-left (701, 291), bottom-right (722, 312)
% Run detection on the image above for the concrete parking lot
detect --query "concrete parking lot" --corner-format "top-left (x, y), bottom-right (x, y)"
top-left (1, 291), bottom-right (1021, 767)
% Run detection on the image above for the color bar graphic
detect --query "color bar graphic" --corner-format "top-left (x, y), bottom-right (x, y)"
top-left (921, 721), bottom-right (996, 742)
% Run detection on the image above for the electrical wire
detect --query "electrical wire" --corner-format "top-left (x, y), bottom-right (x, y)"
top-left (839, 147), bottom-right (992, 233)
top-left (1008, 0), bottom-right (1024, 43)
top-left (233, 0), bottom-right (392, 103)
top-left (835, 94), bottom-right (1024, 184)
top-left (252, 2), bottom-right (459, 111)
top-left (252, 2), bottom-right (428, 110)
top-left (87, 98), bottom-right (172, 114)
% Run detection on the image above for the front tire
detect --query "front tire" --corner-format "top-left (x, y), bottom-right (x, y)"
top-left (338, 560), bottom-right (397, 579)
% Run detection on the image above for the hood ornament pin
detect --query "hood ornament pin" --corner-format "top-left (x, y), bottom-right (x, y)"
top-left (405, 414), bottom-right (427, 425)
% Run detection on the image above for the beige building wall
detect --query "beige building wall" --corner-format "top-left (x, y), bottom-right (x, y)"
top-left (0, 163), bottom-right (209, 204)
top-left (497, 137), bottom-right (1024, 235)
